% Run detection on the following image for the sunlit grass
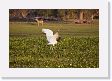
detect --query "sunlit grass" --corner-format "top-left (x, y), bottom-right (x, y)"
top-left (9, 22), bottom-right (99, 68)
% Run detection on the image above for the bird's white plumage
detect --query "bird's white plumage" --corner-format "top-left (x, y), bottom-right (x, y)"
top-left (42, 29), bottom-right (59, 46)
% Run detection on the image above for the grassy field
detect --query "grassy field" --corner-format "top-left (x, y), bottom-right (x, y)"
top-left (9, 21), bottom-right (99, 68)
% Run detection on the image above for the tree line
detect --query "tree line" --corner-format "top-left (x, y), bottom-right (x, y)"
top-left (9, 9), bottom-right (99, 22)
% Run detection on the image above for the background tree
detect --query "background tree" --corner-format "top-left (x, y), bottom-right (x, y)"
top-left (57, 9), bottom-right (66, 20)
top-left (9, 9), bottom-right (99, 22)
top-left (9, 9), bottom-right (29, 18)
top-left (20, 9), bottom-right (29, 18)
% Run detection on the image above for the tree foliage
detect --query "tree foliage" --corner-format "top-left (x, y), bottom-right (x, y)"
top-left (9, 9), bottom-right (99, 21)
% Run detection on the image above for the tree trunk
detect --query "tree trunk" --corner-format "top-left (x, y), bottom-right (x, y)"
top-left (91, 14), bottom-right (94, 21)
top-left (80, 11), bottom-right (84, 23)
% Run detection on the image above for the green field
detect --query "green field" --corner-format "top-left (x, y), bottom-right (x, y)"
top-left (9, 22), bottom-right (99, 68)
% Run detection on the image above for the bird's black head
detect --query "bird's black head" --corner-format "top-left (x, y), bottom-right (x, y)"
top-left (57, 36), bottom-right (61, 42)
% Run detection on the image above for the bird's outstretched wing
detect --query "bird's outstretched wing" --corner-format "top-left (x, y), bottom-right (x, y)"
top-left (53, 32), bottom-right (59, 40)
top-left (42, 29), bottom-right (53, 42)
top-left (48, 32), bottom-right (58, 43)
top-left (42, 29), bottom-right (59, 46)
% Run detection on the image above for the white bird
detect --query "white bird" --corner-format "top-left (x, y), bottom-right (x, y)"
top-left (42, 29), bottom-right (59, 46)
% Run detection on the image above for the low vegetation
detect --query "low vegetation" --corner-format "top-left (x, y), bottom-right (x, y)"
top-left (9, 22), bottom-right (99, 68)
